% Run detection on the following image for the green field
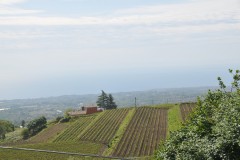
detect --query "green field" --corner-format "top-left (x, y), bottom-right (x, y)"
top-left (17, 142), bottom-right (104, 154)
top-left (79, 108), bottom-right (130, 145)
top-left (53, 115), bottom-right (96, 142)
top-left (0, 104), bottom-right (194, 159)
top-left (0, 148), bottom-right (107, 160)
top-left (29, 123), bottom-right (69, 143)
top-left (113, 107), bottom-right (168, 157)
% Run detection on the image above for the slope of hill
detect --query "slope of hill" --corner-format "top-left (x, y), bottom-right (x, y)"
top-left (0, 86), bottom-right (214, 125)
top-left (0, 104), bottom-right (196, 159)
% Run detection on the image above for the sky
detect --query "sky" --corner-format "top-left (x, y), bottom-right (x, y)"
top-left (0, 0), bottom-right (240, 100)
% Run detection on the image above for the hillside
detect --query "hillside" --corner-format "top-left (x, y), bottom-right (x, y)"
top-left (0, 86), bottom-right (212, 125)
top-left (0, 104), bottom-right (195, 159)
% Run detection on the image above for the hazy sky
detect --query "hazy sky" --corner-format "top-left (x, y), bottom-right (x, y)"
top-left (0, 0), bottom-right (240, 99)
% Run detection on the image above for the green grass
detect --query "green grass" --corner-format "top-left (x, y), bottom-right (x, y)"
top-left (0, 148), bottom-right (73, 160)
top-left (0, 148), bottom-right (108, 160)
top-left (0, 117), bottom-right (113, 160)
top-left (167, 104), bottom-right (182, 138)
top-left (17, 142), bottom-right (103, 154)
top-left (103, 108), bottom-right (136, 156)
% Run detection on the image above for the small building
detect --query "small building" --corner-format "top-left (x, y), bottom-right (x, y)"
top-left (68, 106), bottom-right (102, 116)
top-left (85, 106), bottom-right (98, 114)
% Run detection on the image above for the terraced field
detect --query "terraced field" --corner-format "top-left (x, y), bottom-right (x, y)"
top-left (53, 115), bottom-right (96, 142)
top-left (1, 106), bottom-right (179, 159)
top-left (180, 103), bottom-right (196, 121)
top-left (113, 107), bottom-right (168, 157)
top-left (79, 109), bottom-right (129, 145)
top-left (29, 123), bottom-right (68, 143)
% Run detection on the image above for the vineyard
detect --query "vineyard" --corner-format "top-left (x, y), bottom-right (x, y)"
top-left (113, 107), bottom-right (168, 157)
top-left (53, 115), bottom-right (96, 142)
top-left (1, 105), bottom-right (189, 159)
top-left (29, 123), bottom-right (68, 143)
top-left (180, 103), bottom-right (196, 122)
top-left (79, 108), bottom-right (129, 144)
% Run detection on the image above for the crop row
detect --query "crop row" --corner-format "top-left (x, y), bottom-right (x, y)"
top-left (53, 116), bottom-right (95, 142)
top-left (180, 103), bottom-right (196, 122)
top-left (113, 107), bottom-right (168, 157)
top-left (29, 123), bottom-right (68, 143)
top-left (79, 108), bottom-right (129, 145)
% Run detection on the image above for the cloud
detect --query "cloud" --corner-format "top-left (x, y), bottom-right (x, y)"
top-left (0, 6), bottom-right (42, 15)
top-left (0, 0), bottom-right (27, 5)
top-left (115, 0), bottom-right (240, 16)
top-left (0, 0), bottom-right (239, 41)
top-left (0, 0), bottom-right (239, 27)
top-left (0, 30), bottom-right (58, 39)
top-left (151, 23), bottom-right (240, 35)
top-left (0, 0), bottom-right (42, 15)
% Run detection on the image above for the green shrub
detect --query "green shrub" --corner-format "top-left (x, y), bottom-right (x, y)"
top-left (156, 69), bottom-right (240, 160)
top-left (27, 116), bottom-right (47, 137)
top-left (59, 116), bottom-right (71, 123)
top-left (0, 120), bottom-right (14, 132)
top-left (55, 116), bottom-right (64, 123)
top-left (21, 128), bottom-right (30, 140)
top-left (0, 120), bottom-right (15, 140)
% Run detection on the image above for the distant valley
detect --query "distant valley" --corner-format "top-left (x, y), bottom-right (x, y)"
top-left (0, 86), bottom-right (217, 125)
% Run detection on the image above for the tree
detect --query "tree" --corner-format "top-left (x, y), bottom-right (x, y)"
top-left (0, 120), bottom-right (15, 139)
top-left (0, 120), bottom-right (14, 139)
top-left (27, 116), bottom-right (47, 137)
top-left (96, 90), bottom-right (109, 109)
top-left (0, 120), bottom-right (14, 132)
top-left (0, 126), bottom-right (6, 140)
top-left (156, 69), bottom-right (240, 160)
top-left (21, 120), bottom-right (25, 128)
top-left (96, 91), bottom-right (117, 109)
top-left (108, 94), bottom-right (117, 109)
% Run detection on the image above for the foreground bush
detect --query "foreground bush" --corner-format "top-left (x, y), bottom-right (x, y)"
top-left (156, 70), bottom-right (240, 160)
top-left (0, 120), bottom-right (15, 140)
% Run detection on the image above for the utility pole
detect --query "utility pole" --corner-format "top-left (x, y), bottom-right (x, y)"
top-left (135, 97), bottom-right (137, 108)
